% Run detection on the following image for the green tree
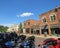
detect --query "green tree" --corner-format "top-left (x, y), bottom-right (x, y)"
top-left (18, 22), bottom-right (23, 34)
top-left (0, 25), bottom-right (8, 32)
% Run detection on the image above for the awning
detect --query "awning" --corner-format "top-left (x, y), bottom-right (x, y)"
top-left (41, 24), bottom-right (60, 29)
top-left (33, 28), bottom-right (40, 30)
top-left (50, 24), bottom-right (60, 28)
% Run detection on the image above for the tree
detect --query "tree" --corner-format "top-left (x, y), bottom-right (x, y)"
top-left (4, 26), bottom-right (8, 32)
top-left (0, 25), bottom-right (8, 32)
top-left (18, 22), bottom-right (23, 34)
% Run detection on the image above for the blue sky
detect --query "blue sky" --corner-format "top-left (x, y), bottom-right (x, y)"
top-left (0, 0), bottom-right (60, 26)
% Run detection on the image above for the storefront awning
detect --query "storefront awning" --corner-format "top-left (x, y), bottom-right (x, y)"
top-left (33, 28), bottom-right (40, 30)
top-left (50, 24), bottom-right (60, 28)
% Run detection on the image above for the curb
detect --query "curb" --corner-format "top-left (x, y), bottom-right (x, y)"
top-left (20, 34), bottom-right (60, 38)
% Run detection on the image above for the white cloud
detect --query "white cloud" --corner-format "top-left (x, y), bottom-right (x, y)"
top-left (17, 12), bottom-right (34, 17)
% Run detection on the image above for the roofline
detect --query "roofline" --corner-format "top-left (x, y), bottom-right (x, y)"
top-left (24, 19), bottom-right (39, 23)
top-left (39, 6), bottom-right (60, 16)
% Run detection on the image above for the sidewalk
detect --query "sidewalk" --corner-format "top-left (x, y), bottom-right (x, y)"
top-left (20, 33), bottom-right (60, 38)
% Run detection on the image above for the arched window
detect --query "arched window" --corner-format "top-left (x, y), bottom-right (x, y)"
top-left (42, 17), bottom-right (46, 22)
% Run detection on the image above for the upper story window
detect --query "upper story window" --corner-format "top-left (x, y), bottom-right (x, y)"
top-left (50, 14), bottom-right (56, 21)
top-left (42, 17), bottom-right (46, 23)
top-left (28, 22), bottom-right (30, 25)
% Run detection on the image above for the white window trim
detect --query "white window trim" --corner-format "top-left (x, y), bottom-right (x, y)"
top-left (49, 13), bottom-right (56, 21)
top-left (41, 16), bottom-right (46, 23)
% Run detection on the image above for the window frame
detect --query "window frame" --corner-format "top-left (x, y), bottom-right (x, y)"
top-left (41, 16), bottom-right (47, 23)
top-left (28, 22), bottom-right (30, 26)
top-left (50, 14), bottom-right (56, 21)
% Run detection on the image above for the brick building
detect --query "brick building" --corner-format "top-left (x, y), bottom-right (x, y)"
top-left (40, 7), bottom-right (60, 35)
top-left (23, 7), bottom-right (60, 36)
top-left (24, 19), bottom-right (40, 34)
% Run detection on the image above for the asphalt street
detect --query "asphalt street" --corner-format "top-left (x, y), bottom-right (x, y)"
top-left (26, 35), bottom-right (46, 48)
top-left (35, 37), bottom-right (46, 48)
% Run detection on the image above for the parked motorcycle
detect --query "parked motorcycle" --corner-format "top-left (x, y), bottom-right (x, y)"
top-left (38, 38), bottom-right (58, 48)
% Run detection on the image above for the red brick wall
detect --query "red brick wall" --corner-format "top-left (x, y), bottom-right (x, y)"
top-left (24, 20), bottom-right (39, 28)
top-left (57, 8), bottom-right (60, 22)
top-left (40, 8), bottom-right (60, 27)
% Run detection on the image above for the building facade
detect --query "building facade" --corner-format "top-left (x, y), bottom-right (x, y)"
top-left (24, 19), bottom-right (40, 34)
top-left (23, 7), bottom-right (60, 36)
top-left (40, 7), bottom-right (60, 35)
top-left (7, 24), bottom-right (19, 33)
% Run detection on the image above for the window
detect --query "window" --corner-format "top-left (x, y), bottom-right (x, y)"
top-left (28, 22), bottom-right (30, 25)
top-left (50, 14), bottom-right (56, 21)
top-left (42, 17), bottom-right (46, 22)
